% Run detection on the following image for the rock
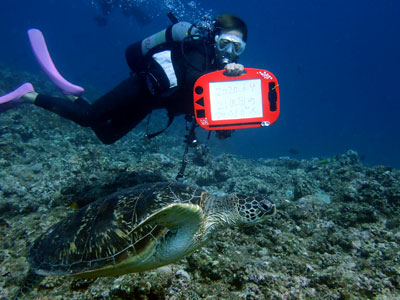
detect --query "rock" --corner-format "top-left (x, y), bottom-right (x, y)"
top-left (175, 269), bottom-right (191, 281)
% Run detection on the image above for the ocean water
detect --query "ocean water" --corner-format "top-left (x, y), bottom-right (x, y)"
top-left (0, 0), bottom-right (399, 168)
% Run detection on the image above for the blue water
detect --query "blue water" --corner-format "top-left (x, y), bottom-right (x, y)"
top-left (0, 0), bottom-right (399, 167)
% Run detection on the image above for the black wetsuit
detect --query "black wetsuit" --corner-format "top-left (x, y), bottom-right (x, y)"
top-left (35, 38), bottom-right (217, 144)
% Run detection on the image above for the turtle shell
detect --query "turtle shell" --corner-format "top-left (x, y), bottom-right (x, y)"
top-left (29, 182), bottom-right (205, 277)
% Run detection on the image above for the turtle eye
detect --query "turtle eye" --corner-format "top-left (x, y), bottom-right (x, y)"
top-left (258, 200), bottom-right (275, 214)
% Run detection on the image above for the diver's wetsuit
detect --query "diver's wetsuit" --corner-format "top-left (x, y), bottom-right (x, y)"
top-left (35, 38), bottom-right (217, 144)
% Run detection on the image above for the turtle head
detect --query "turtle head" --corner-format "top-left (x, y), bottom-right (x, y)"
top-left (232, 194), bottom-right (276, 225)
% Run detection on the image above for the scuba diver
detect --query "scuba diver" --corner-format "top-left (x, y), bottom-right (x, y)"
top-left (0, 14), bottom-right (247, 144)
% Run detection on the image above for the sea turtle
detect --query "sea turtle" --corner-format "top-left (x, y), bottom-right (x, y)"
top-left (28, 182), bottom-right (276, 278)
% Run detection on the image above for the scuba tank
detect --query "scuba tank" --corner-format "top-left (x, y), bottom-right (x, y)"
top-left (129, 14), bottom-right (214, 140)
top-left (125, 21), bottom-right (203, 73)
top-left (125, 20), bottom-right (210, 97)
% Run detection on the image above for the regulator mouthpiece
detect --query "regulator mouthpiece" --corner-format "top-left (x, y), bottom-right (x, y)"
top-left (221, 57), bottom-right (231, 66)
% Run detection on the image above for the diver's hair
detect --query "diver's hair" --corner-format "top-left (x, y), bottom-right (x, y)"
top-left (213, 14), bottom-right (248, 42)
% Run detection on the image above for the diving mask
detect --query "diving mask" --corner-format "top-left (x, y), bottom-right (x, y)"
top-left (215, 33), bottom-right (246, 56)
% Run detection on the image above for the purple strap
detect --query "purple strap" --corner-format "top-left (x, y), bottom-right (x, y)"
top-left (28, 29), bottom-right (84, 97)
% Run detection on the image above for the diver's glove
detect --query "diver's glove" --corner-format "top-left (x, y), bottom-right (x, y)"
top-left (224, 63), bottom-right (244, 76)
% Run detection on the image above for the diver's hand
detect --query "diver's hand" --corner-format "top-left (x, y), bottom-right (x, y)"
top-left (224, 63), bottom-right (244, 76)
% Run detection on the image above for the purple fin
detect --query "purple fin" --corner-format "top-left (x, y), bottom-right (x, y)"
top-left (28, 29), bottom-right (84, 97)
top-left (0, 83), bottom-right (34, 105)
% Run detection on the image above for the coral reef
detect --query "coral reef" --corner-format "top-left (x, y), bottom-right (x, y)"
top-left (1, 68), bottom-right (400, 299)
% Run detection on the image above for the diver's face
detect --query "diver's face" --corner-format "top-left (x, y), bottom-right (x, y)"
top-left (215, 29), bottom-right (246, 65)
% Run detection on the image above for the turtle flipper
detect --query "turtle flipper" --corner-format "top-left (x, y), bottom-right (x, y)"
top-left (132, 203), bottom-right (205, 268)
top-left (141, 203), bottom-right (204, 230)
top-left (11, 269), bottom-right (43, 300)
top-left (71, 203), bottom-right (206, 277)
